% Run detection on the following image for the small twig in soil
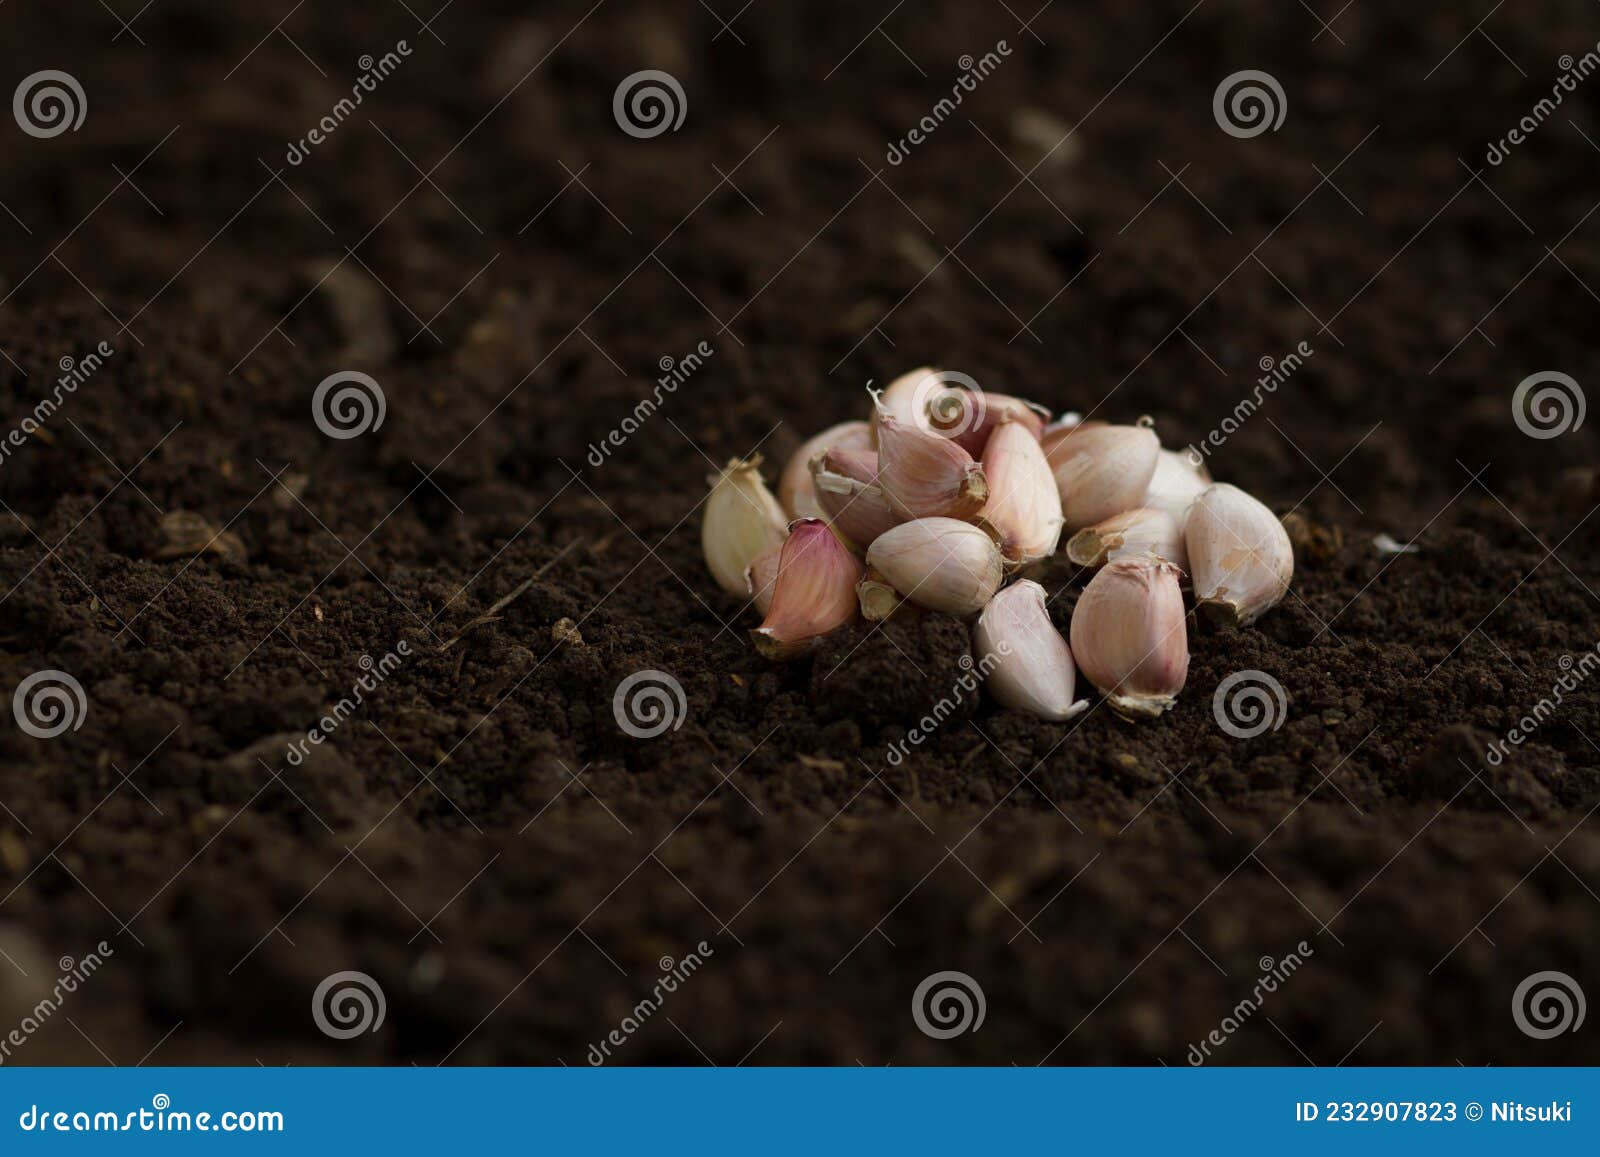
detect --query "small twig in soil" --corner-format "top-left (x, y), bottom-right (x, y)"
top-left (439, 539), bottom-right (581, 651)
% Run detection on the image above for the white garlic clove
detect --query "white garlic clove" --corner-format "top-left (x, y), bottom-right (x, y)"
top-left (744, 545), bottom-right (783, 616)
top-left (980, 419), bottom-right (1064, 567)
top-left (1066, 507), bottom-right (1187, 572)
top-left (1069, 554), bottom-right (1189, 718)
top-left (973, 579), bottom-right (1088, 722)
top-left (752, 519), bottom-right (864, 659)
top-left (1185, 483), bottom-right (1294, 626)
top-left (874, 405), bottom-right (989, 520)
top-left (1046, 423), bottom-right (1160, 530)
top-left (865, 517), bottom-right (1004, 615)
top-left (810, 447), bottom-right (904, 549)
top-left (703, 456), bottom-right (789, 596)
top-left (779, 420), bottom-right (873, 520)
top-left (1142, 447), bottom-right (1212, 524)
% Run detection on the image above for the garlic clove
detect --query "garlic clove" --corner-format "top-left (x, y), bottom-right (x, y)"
top-left (865, 517), bottom-right (1004, 615)
top-left (745, 545), bottom-right (783, 616)
top-left (1046, 423), bottom-right (1160, 530)
top-left (1185, 483), bottom-right (1294, 626)
top-left (752, 519), bottom-right (864, 659)
top-left (1069, 554), bottom-right (1189, 718)
top-left (1142, 447), bottom-right (1212, 524)
top-left (779, 420), bottom-right (873, 520)
top-left (980, 419), bottom-right (1064, 567)
top-left (874, 405), bottom-right (988, 520)
top-left (810, 448), bottom-right (904, 549)
top-left (973, 579), bottom-right (1088, 721)
top-left (703, 456), bottom-right (789, 595)
top-left (1066, 507), bottom-right (1187, 571)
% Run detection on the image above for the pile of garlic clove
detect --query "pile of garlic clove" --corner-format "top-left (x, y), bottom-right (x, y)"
top-left (702, 367), bottom-right (1294, 722)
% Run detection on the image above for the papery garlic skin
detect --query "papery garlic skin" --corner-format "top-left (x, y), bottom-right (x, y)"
top-left (745, 546), bottom-right (782, 616)
top-left (780, 421), bottom-right (873, 520)
top-left (1066, 507), bottom-right (1186, 571)
top-left (1185, 483), bottom-right (1294, 626)
top-left (703, 456), bottom-right (789, 595)
top-left (752, 519), bottom-right (864, 659)
top-left (1143, 447), bottom-right (1211, 524)
top-left (811, 448), bottom-right (903, 549)
top-left (973, 580), bottom-right (1088, 721)
top-left (1069, 554), bottom-right (1189, 718)
top-left (981, 420), bottom-right (1064, 567)
top-left (1046, 423), bottom-right (1160, 531)
top-left (865, 517), bottom-right (1004, 615)
top-left (874, 407), bottom-right (989, 520)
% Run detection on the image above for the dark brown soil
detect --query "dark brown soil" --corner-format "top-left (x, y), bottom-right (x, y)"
top-left (1, 0), bottom-right (1598, 1065)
